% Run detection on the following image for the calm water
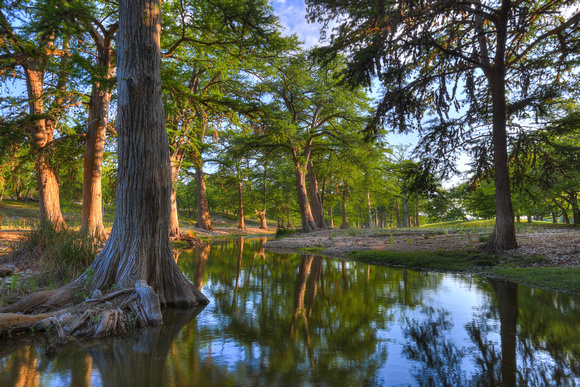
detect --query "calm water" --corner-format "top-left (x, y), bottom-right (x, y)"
top-left (1, 237), bottom-right (580, 386)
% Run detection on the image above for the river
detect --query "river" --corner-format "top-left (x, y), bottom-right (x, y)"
top-left (1, 237), bottom-right (579, 386)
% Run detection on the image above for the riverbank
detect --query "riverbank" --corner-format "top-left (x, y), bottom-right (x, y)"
top-left (264, 227), bottom-right (580, 294)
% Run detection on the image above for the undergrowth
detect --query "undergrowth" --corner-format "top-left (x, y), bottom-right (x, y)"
top-left (11, 223), bottom-right (101, 286)
top-left (275, 228), bottom-right (299, 239)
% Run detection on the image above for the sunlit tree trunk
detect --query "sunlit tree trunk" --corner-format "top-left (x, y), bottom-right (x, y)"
top-left (24, 62), bottom-right (66, 229)
top-left (328, 208), bottom-right (334, 228)
top-left (307, 161), bottom-right (326, 229)
top-left (87, 0), bottom-right (208, 306)
top-left (192, 154), bottom-right (213, 230)
top-left (169, 151), bottom-right (184, 237)
top-left (81, 26), bottom-right (116, 241)
top-left (294, 159), bottom-right (319, 232)
top-left (237, 177), bottom-right (245, 230)
top-left (340, 188), bottom-right (349, 229)
top-left (366, 191), bottom-right (373, 228)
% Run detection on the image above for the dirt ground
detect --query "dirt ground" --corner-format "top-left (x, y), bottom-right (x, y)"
top-left (264, 228), bottom-right (580, 267)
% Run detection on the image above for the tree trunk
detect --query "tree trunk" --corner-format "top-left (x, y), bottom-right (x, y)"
top-left (88, 0), bottom-right (208, 307)
top-left (169, 152), bottom-right (184, 237)
top-left (237, 179), bottom-right (245, 230)
top-left (24, 64), bottom-right (66, 228)
top-left (256, 166), bottom-right (267, 229)
top-left (340, 189), bottom-right (348, 229)
top-left (527, 215), bottom-right (532, 223)
top-left (255, 209), bottom-right (267, 229)
top-left (414, 198), bottom-right (419, 227)
top-left (81, 29), bottom-right (116, 241)
top-left (307, 161), bottom-right (326, 229)
top-left (193, 155), bottom-right (213, 230)
top-left (484, 39), bottom-right (517, 251)
top-left (552, 212), bottom-right (557, 223)
top-left (401, 196), bottom-right (409, 228)
top-left (294, 162), bottom-right (319, 232)
top-left (561, 207), bottom-right (570, 224)
top-left (366, 191), bottom-right (373, 228)
top-left (396, 199), bottom-right (401, 227)
top-left (328, 208), bottom-right (334, 228)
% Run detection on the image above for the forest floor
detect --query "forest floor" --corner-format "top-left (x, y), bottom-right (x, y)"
top-left (264, 226), bottom-right (580, 267)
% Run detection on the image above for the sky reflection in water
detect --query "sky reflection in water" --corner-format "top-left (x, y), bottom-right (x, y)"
top-left (1, 236), bottom-right (580, 386)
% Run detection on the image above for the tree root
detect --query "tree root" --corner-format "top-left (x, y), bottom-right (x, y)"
top-left (0, 280), bottom-right (195, 341)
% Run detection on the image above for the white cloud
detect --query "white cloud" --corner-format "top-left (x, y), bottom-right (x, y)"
top-left (271, 0), bottom-right (323, 48)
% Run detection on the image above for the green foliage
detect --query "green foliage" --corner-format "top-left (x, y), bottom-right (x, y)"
top-left (275, 228), bottom-right (298, 239)
top-left (14, 223), bottom-right (101, 286)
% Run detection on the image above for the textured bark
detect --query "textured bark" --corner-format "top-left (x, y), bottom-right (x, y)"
top-left (307, 161), bottom-right (326, 229)
top-left (81, 34), bottom-right (116, 240)
top-left (294, 162), bottom-right (319, 232)
top-left (484, 71), bottom-right (517, 251)
top-left (340, 189), bottom-right (349, 229)
top-left (169, 152), bottom-right (184, 237)
top-left (255, 209), bottom-right (267, 229)
top-left (24, 64), bottom-right (66, 228)
top-left (484, 6), bottom-right (517, 251)
top-left (85, 0), bottom-right (208, 307)
top-left (193, 156), bottom-right (213, 230)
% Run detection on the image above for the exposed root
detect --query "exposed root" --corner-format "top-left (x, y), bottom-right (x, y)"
top-left (0, 313), bottom-right (51, 338)
top-left (0, 280), bottom-right (203, 342)
top-left (172, 233), bottom-right (207, 248)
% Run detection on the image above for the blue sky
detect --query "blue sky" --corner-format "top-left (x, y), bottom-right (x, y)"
top-left (270, 0), bottom-right (420, 148)
top-left (270, 0), bottom-right (469, 185)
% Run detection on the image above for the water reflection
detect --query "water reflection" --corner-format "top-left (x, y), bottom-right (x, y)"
top-left (1, 237), bottom-right (580, 386)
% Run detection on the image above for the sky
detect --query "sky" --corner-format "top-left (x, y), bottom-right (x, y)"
top-left (269, 0), bottom-right (469, 186)
top-left (270, 0), bottom-right (419, 146)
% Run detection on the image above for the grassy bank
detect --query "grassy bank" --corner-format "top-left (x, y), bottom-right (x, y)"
top-left (350, 249), bottom-right (580, 294)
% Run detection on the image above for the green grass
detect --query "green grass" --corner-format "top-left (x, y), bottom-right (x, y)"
top-left (491, 267), bottom-right (580, 294)
top-left (350, 249), bottom-right (580, 294)
top-left (275, 228), bottom-right (299, 239)
top-left (349, 250), bottom-right (501, 271)
top-left (420, 218), bottom-right (574, 231)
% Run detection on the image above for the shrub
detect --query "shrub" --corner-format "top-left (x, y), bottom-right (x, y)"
top-left (11, 223), bottom-right (101, 286)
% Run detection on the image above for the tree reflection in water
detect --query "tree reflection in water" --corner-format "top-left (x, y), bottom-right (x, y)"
top-left (85, 307), bottom-right (204, 387)
top-left (403, 307), bottom-right (466, 386)
top-left (403, 278), bottom-right (580, 386)
top-left (3, 238), bottom-right (580, 386)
